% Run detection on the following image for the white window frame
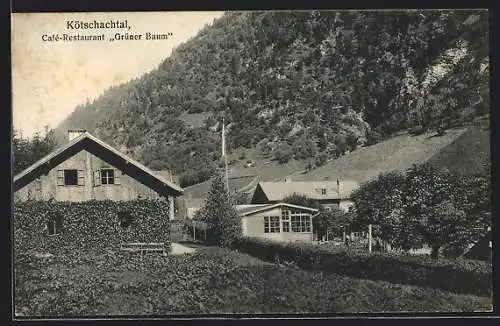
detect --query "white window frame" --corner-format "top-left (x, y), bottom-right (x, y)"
top-left (101, 168), bottom-right (115, 185)
top-left (282, 210), bottom-right (291, 232)
top-left (95, 168), bottom-right (121, 186)
top-left (264, 216), bottom-right (280, 233)
top-left (290, 209), bottom-right (312, 233)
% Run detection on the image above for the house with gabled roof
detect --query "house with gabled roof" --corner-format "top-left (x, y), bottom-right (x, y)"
top-left (184, 202), bottom-right (319, 243)
top-left (250, 179), bottom-right (359, 212)
top-left (236, 202), bottom-right (319, 242)
top-left (14, 129), bottom-right (183, 220)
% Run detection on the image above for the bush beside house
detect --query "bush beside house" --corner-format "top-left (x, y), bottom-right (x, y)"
top-left (14, 199), bottom-right (171, 255)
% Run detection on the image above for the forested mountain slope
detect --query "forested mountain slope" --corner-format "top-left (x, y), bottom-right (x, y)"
top-left (56, 10), bottom-right (489, 187)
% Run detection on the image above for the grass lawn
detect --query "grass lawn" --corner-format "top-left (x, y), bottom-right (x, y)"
top-left (15, 246), bottom-right (492, 317)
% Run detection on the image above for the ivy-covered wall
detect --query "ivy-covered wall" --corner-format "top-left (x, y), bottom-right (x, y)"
top-left (13, 199), bottom-right (171, 255)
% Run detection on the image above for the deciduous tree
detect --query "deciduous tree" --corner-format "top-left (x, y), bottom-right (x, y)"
top-left (351, 163), bottom-right (491, 258)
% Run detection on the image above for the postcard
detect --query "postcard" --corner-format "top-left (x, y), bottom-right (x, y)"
top-left (11, 9), bottom-right (492, 318)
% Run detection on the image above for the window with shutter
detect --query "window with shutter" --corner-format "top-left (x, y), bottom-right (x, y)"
top-left (56, 170), bottom-right (64, 186)
top-left (93, 170), bottom-right (101, 186)
top-left (114, 169), bottom-right (121, 185)
top-left (57, 169), bottom-right (78, 186)
top-left (77, 169), bottom-right (85, 186)
top-left (64, 170), bottom-right (78, 185)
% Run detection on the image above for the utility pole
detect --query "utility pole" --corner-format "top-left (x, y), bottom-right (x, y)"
top-left (368, 224), bottom-right (373, 253)
top-left (222, 116), bottom-right (230, 197)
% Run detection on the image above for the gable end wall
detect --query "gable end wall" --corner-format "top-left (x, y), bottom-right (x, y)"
top-left (14, 149), bottom-right (163, 202)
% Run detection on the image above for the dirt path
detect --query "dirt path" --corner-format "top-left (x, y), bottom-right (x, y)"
top-left (170, 242), bottom-right (197, 255)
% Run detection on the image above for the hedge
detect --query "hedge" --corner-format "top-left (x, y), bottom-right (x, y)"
top-left (14, 199), bottom-right (171, 255)
top-left (232, 237), bottom-right (492, 297)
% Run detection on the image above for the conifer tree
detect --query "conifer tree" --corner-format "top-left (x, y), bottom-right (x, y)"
top-left (204, 172), bottom-right (242, 247)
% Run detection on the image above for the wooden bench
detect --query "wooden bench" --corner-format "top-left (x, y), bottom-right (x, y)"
top-left (120, 242), bottom-right (167, 256)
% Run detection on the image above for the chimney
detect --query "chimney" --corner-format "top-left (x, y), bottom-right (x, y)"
top-left (68, 129), bottom-right (86, 141)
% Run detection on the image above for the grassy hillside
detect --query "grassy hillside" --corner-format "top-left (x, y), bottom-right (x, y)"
top-left (426, 115), bottom-right (490, 176)
top-left (184, 175), bottom-right (257, 199)
top-left (54, 10), bottom-right (489, 188)
top-left (287, 127), bottom-right (469, 184)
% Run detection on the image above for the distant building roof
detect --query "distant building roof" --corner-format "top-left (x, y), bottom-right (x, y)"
top-left (255, 180), bottom-right (359, 201)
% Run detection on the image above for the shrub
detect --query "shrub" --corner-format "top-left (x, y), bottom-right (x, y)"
top-left (14, 199), bottom-right (171, 255)
top-left (232, 237), bottom-right (492, 296)
top-left (292, 136), bottom-right (318, 160)
top-left (314, 152), bottom-right (328, 167)
top-left (179, 168), bottom-right (214, 187)
top-left (274, 143), bottom-right (293, 164)
top-left (316, 207), bottom-right (353, 239)
top-left (365, 129), bottom-right (383, 145)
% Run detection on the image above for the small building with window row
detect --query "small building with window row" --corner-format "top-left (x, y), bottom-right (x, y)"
top-left (13, 130), bottom-right (183, 220)
top-left (236, 203), bottom-right (319, 242)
